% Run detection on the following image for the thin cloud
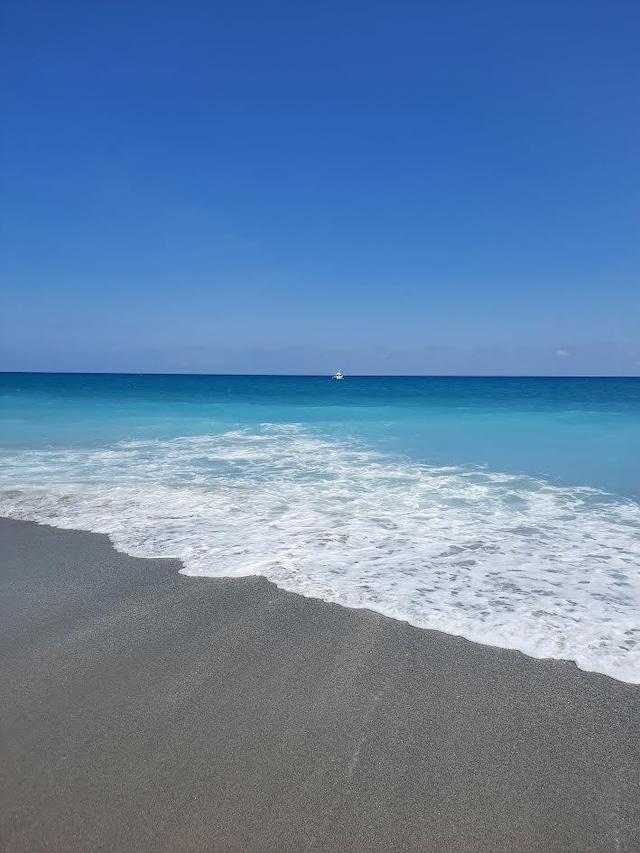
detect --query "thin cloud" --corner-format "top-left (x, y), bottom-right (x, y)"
top-left (556, 349), bottom-right (570, 357)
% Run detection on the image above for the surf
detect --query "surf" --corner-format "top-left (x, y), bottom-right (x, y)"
top-left (1, 425), bottom-right (638, 683)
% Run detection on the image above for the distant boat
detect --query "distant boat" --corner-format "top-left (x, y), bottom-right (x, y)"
top-left (332, 370), bottom-right (344, 380)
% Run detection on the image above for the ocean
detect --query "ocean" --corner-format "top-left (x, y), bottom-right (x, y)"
top-left (1, 373), bottom-right (638, 683)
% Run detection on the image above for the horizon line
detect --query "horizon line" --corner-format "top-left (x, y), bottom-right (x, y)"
top-left (1, 371), bottom-right (637, 380)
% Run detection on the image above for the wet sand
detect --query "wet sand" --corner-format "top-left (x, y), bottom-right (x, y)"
top-left (1, 517), bottom-right (638, 852)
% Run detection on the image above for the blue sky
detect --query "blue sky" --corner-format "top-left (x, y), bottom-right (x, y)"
top-left (1, 0), bottom-right (638, 375)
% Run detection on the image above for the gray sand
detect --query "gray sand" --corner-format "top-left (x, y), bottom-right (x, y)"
top-left (1, 518), bottom-right (638, 852)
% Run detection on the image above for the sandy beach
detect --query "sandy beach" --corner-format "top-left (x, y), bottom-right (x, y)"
top-left (1, 516), bottom-right (638, 852)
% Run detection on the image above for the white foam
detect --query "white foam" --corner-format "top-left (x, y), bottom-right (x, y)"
top-left (1, 426), bottom-right (639, 683)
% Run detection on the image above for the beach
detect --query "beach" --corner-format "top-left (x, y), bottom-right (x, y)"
top-left (4, 0), bottom-right (639, 845)
top-left (1, 517), bottom-right (638, 852)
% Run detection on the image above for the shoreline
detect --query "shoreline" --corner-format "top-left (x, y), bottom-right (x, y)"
top-left (1, 516), bottom-right (639, 852)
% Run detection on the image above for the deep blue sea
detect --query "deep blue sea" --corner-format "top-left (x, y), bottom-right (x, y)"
top-left (1, 373), bottom-right (638, 682)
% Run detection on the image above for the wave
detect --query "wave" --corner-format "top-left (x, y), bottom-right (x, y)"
top-left (1, 425), bottom-right (638, 683)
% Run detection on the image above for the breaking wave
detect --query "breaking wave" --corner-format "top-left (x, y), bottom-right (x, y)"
top-left (1, 425), bottom-right (638, 682)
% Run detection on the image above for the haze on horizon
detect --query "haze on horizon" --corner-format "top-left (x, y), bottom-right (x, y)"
top-left (1, 1), bottom-right (638, 377)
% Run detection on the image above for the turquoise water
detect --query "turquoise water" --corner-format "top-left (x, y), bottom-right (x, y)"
top-left (1, 373), bottom-right (639, 681)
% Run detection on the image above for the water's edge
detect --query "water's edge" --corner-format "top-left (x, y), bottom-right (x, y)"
top-left (3, 489), bottom-right (638, 686)
top-left (5, 513), bottom-right (637, 691)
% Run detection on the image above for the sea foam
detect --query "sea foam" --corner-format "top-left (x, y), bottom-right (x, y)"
top-left (1, 425), bottom-right (638, 682)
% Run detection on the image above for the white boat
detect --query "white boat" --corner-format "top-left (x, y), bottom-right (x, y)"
top-left (332, 370), bottom-right (344, 380)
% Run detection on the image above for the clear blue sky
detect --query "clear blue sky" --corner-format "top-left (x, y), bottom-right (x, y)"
top-left (1, 0), bottom-right (638, 375)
